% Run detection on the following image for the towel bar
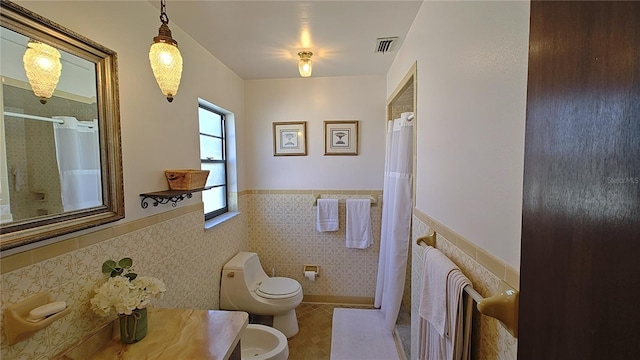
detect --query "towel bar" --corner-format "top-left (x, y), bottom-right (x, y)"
top-left (416, 233), bottom-right (519, 338)
top-left (313, 195), bottom-right (377, 206)
top-left (416, 231), bottom-right (436, 247)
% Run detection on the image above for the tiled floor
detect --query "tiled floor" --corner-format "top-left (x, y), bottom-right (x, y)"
top-left (396, 305), bottom-right (411, 359)
top-left (250, 302), bottom-right (409, 360)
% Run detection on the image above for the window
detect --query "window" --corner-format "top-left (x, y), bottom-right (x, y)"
top-left (198, 103), bottom-right (227, 220)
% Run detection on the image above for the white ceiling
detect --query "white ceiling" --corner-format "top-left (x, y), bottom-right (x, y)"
top-left (149, 1), bottom-right (423, 80)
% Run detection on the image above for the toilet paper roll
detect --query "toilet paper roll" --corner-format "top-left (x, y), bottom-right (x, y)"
top-left (304, 270), bottom-right (316, 281)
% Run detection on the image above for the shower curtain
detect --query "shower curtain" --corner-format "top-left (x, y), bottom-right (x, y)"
top-left (375, 112), bottom-right (414, 331)
top-left (53, 116), bottom-right (102, 211)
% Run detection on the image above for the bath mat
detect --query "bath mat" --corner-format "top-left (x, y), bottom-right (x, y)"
top-left (330, 308), bottom-right (400, 360)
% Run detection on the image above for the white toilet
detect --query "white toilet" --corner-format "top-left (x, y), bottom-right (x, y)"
top-left (220, 252), bottom-right (303, 337)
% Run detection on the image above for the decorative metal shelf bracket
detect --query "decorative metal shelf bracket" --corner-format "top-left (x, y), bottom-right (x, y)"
top-left (139, 187), bottom-right (212, 209)
top-left (140, 193), bottom-right (192, 208)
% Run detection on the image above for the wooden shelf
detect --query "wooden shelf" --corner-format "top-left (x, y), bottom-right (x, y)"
top-left (139, 187), bottom-right (213, 208)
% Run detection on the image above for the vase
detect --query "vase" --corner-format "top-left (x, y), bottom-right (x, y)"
top-left (119, 308), bottom-right (148, 344)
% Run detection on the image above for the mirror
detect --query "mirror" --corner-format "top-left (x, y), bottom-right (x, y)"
top-left (0, 0), bottom-right (124, 251)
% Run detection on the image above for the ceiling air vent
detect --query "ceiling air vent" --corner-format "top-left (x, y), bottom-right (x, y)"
top-left (374, 37), bottom-right (398, 54)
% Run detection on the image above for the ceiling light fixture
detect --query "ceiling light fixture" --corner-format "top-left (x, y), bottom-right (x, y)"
top-left (23, 40), bottom-right (62, 104)
top-left (149, 0), bottom-right (183, 102)
top-left (298, 51), bottom-right (313, 78)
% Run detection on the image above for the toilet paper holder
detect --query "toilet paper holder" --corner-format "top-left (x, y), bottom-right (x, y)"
top-left (303, 265), bottom-right (320, 277)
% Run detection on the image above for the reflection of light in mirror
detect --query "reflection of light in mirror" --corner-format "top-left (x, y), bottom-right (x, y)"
top-left (35, 56), bottom-right (54, 69)
top-left (22, 41), bottom-right (62, 104)
top-left (2, 27), bottom-right (97, 100)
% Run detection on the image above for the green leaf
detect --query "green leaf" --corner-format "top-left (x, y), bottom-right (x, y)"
top-left (102, 260), bottom-right (117, 274)
top-left (124, 273), bottom-right (137, 281)
top-left (118, 258), bottom-right (133, 269)
top-left (110, 268), bottom-right (124, 277)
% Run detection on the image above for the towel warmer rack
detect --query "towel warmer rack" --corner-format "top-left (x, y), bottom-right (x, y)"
top-left (313, 195), bottom-right (377, 206)
top-left (417, 232), bottom-right (519, 338)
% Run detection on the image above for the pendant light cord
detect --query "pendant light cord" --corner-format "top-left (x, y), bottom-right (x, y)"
top-left (160, 0), bottom-right (169, 25)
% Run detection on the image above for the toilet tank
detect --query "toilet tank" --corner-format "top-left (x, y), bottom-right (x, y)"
top-left (223, 252), bottom-right (268, 287)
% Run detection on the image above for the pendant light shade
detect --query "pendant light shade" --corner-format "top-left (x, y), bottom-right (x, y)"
top-left (298, 51), bottom-right (313, 78)
top-left (149, 0), bottom-right (183, 102)
top-left (23, 41), bottom-right (62, 104)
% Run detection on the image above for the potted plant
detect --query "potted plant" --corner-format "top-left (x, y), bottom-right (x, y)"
top-left (90, 258), bottom-right (166, 343)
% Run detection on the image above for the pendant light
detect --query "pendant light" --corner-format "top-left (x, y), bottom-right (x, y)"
top-left (23, 40), bottom-right (62, 104)
top-left (298, 51), bottom-right (313, 78)
top-left (149, 0), bottom-right (183, 102)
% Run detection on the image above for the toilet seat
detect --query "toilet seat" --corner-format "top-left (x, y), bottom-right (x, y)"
top-left (256, 277), bottom-right (301, 299)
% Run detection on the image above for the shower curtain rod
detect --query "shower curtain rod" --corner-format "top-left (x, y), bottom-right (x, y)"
top-left (4, 111), bottom-right (64, 124)
top-left (3, 111), bottom-right (95, 127)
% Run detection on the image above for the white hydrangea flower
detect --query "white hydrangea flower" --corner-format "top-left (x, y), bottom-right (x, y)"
top-left (90, 270), bottom-right (166, 317)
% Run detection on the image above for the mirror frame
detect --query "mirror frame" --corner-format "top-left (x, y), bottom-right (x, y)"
top-left (0, 0), bottom-right (124, 251)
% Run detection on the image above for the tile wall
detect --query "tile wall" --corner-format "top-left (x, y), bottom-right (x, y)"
top-left (390, 81), bottom-right (414, 120)
top-left (2, 189), bottom-right (519, 360)
top-left (4, 116), bottom-right (62, 220)
top-left (0, 197), bottom-right (248, 360)
top-left (246, 190), bottom-right (382, 302)
top-left (411, 209), bottom-right (519, 359)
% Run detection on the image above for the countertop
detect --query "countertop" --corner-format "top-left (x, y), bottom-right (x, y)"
top-left (63, 308), bottom-right (249, 360)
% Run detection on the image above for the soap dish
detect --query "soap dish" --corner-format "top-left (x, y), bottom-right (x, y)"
top-left (4, 292), bottom-right (71, 345)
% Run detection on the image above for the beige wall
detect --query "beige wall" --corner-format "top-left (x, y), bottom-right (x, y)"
top-left (245, 75), bottom-right (386, 191)
top-left (384, 5), bottom-right (528, 357)
top-left (387, 2), bottom-right (529, 358)
top-left (388, 0), bottom-right (530, 269)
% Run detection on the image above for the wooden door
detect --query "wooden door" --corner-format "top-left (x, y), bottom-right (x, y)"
top-left (519, 1), bottom-right (640, 359)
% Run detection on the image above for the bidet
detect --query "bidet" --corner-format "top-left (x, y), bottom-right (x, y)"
top-left (240, 324), bottom-right (289, 360)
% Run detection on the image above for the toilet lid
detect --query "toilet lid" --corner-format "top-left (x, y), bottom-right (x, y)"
top-left (256, 277), bottom-right (301, 299)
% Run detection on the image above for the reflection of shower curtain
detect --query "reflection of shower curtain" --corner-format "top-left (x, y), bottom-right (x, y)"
top-left (53, 116), bottom-right (101, 211)
top-left (375, 112), bottom-right (414, 331)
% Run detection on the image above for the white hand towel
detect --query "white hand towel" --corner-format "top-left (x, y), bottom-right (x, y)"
top-left (419, 247), bottom-right (458, 337)
top-left (317, 199), bottom-right (339, 232)
top-left (418, 268), bottom-right (472, 360)
top-left (345, 199), bottom-right (372, 249)
top-left (448, 270), bottom-right (471, 360)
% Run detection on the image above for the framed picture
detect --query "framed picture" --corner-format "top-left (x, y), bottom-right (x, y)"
top-left (324, 120), bottom-right (359, 155)
top-left (273, 121), bottom-right (307, 156)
